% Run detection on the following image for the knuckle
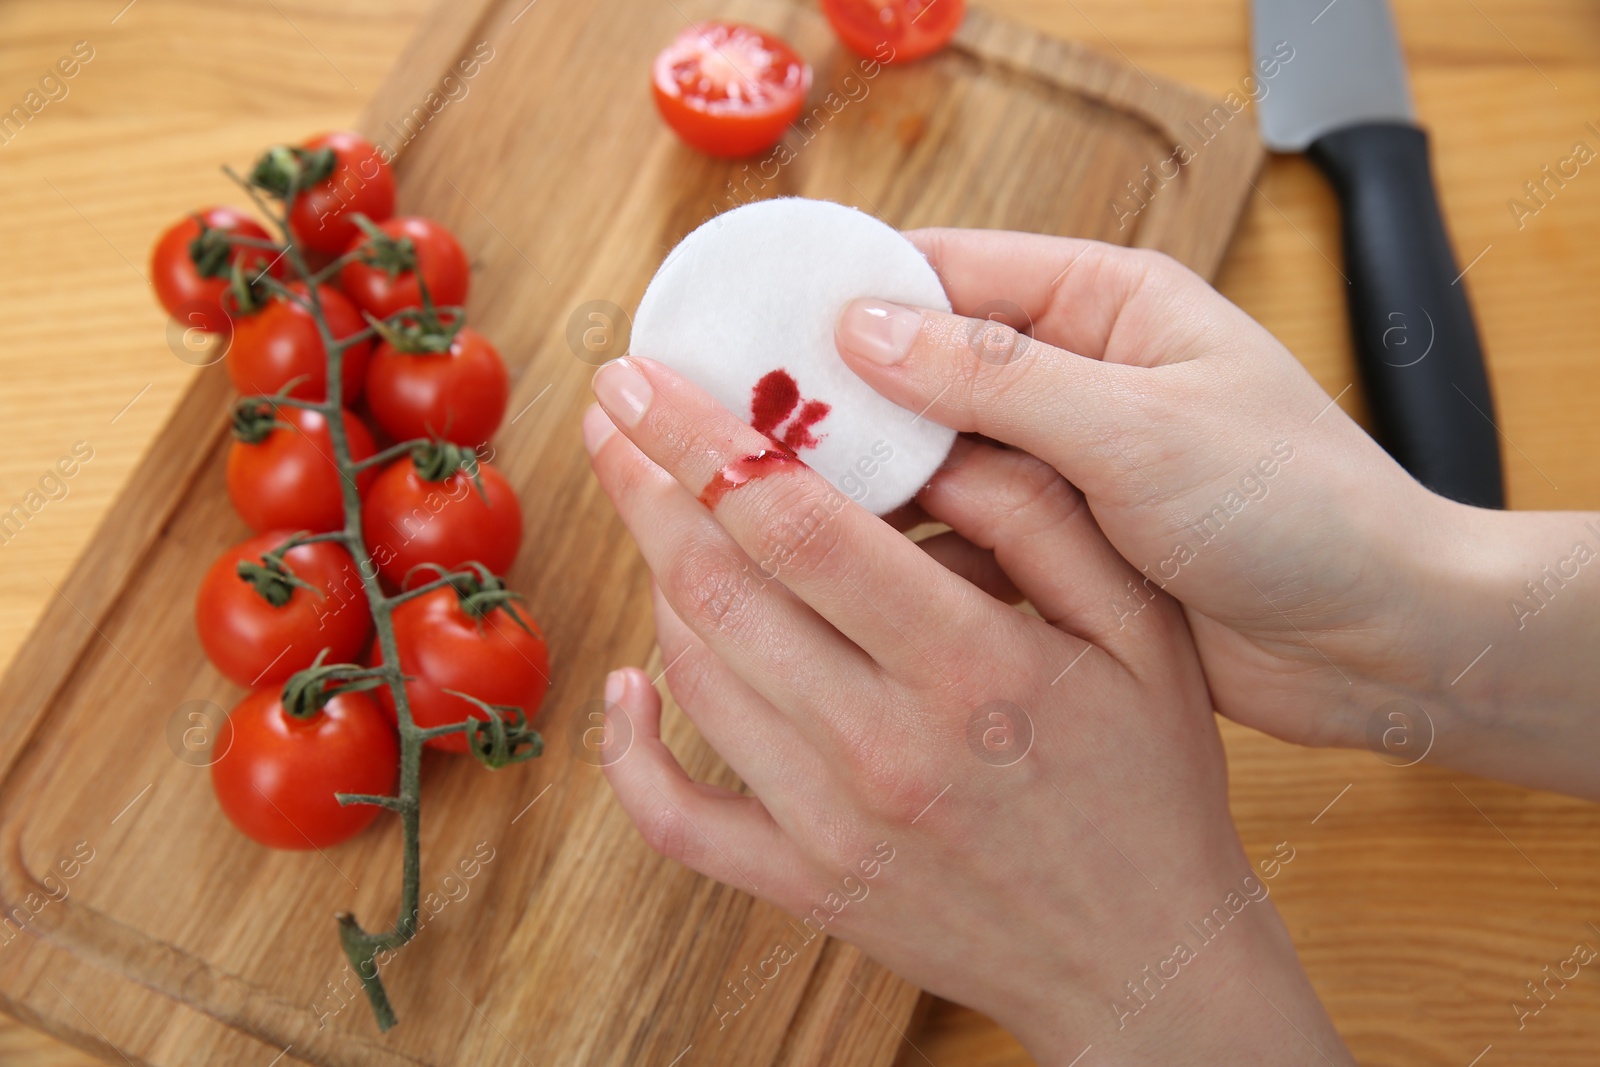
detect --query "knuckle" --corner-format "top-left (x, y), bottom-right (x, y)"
top-left (640, 400), bottom-right (707, 472)
top-left (603, 439), bottom-right (658, 499)
top-left (1123, 387), bottom-right (1210, 494)
top-left (831, 709), bottom-right (937, 826)
top-left (747, 476), bottom-right (849, 584)
top-left (995, 453), bottom-right (1081, 536)
top-left (1118, 246), bottom-right (1196, 292)
top-left (662, 545), bottom-right (764, 633)
top-left (966, 318), bottom-right (1024, 364)
top-left (806, 812), bottom-right (870, 870)
top-left (920, 313), bottom-right (1049, 429)
top-left (851, 755), bottom-right (919, 821)
top-left (804, 811), bottom-right (873, 873)
top-left (661, 645), bottom-right (720, 719)
top-left (643, 803), bottom-right (695, 865)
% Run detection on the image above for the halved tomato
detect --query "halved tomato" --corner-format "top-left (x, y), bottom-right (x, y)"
top-left (652, 22), bottom-right (811, 158)
top-left (821, 0), bottom-right (966, 63)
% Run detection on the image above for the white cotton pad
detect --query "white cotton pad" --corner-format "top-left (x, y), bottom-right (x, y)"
top-left (632, 197), bottom-right (955, 516)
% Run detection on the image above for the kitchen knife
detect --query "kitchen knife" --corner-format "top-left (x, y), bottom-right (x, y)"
top-left (1252, 0), bottom-right (1504, 508)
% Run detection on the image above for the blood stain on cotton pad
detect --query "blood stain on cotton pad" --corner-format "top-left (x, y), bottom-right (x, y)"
top-left (750, 369), bottom-right (831, 451)
top-left (631, 197), bottom-right (956, 516)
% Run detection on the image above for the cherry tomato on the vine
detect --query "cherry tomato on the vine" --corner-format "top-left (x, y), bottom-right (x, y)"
top-left (361, 451), bottom-right (522, 586)
top-left (195, 531), bottom-right (372, 688)
top-left (820, 0), bottom-right (966, 63)
top-left (373, 580), bottom-right (549, 754)
top-left (287, 131), bottom-right (396, 257)
top-left (151, 207), bottom-right (279, 334)
top-left (652, 22), bottom-right (811, 158)
top-left (337, 216), bottom-right (470, 319)
top-left (211, 687), bottom-right (397, 849)
top-left (227, 405), bottom-right (377, 534)
top-left (365, 327), bottom-right (508, 447)
top-left (228, 283), bottom-right (373, 402)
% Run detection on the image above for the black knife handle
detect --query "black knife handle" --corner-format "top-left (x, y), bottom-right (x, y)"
top-left (1307, 121), bottom-right (1505, 509)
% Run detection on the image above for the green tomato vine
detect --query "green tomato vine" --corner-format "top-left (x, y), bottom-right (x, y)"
top-left (220, 149), bottom-right (541, 1031)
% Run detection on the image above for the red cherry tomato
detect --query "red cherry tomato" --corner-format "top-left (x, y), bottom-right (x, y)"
top-left (361, 454), bottom-right (522, 586)
top-left (228, 283), bottom-right (373, 402)
top-left (211, 687), bottom-right (397, 849)
top-left (652, 22), bottom-right (812, 158)
top-left (821, 0), bottom-right (966, 63)
top-left (337, 216), bottom-right (470, 319)
top-left (365, 327), bottom-right (509, 447)
top-left (151, 207), bottom-right (278, 333)
top-left (372, 583), bottom-right (549, 753)
top-left (195, 531), bottom-right (372, 688)
top-left (227, 405), bottom-right (377, 534)
top-left (287, 131), bottom-right (396, 257)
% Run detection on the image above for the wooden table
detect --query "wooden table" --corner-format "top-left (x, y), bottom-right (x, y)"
top-left (2, 2), bottom-right (1597, 1064)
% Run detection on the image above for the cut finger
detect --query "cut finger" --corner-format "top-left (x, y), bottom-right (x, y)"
top-left (586, 403), bottom-right (893, 748)
top-left (591, 358), bottom-right (1001, 680)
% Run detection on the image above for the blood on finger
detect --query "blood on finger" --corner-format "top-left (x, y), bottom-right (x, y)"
top-left (698, 448), bottom-right (805, 510)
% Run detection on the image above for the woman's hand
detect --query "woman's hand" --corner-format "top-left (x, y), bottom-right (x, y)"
top-left (835, 229), bottom-right (1600, 799)
top-left (583, 356), bottom-right (1351, 1064)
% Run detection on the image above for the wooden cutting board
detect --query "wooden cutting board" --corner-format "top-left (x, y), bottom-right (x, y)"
top-left (0, 0), bottom-right (1261, 1063)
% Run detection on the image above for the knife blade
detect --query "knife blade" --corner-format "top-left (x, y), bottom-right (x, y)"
top-left (1252, 0), bottom-right (1504, 508)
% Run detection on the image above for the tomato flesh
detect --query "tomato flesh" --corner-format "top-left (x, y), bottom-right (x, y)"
top-left (652, 22), bottom-right (812, 158)
top-left (211, 689), bottom-right (397, 850)
top-left (821, 0), bottom-right (966, 63)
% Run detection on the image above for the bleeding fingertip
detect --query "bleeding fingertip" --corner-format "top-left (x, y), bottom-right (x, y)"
top-left (582, 402), bottom-right (617, 455)
top-left (836, 298), bottom-right (921, 366)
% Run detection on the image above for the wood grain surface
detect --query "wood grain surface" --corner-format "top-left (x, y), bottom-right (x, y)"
top-left (1, 2), bottom-right (1597, 1066)
top-left (0, 0), bottom-right (1262, 1064)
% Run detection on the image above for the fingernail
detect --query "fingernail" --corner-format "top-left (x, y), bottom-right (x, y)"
top-left (581, 403), bottom-right (616, 455)
top-left (604, 669), bottom-right (626, 707)
top-left (836, 298), bottom-right (922, 366)
top-left (592, 357), bottom-right (652, 426)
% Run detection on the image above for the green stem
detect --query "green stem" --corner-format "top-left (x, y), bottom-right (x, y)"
top-left (416, 722), bottom-right (474, 742)
top-left (381, 573), bottom-right (460, 607)
top-left (258, 274), bottom-right (311, 309)
top-left (335, 792), bottom-right (407, 811)
top-left (333, 326), bottom-right (378, 350)
top-left (226, 234), bottom-right (284, 252)
top-left (308, 248), bottom-right (368, 287)
top-left (226, 166), bottom-right (429, 1033)
top-left (349, 438), bottom-right (431, 474)
top-left (278, 529), bottom-right (349, 549)
top-left (238, 392), bottom-right (324, 413)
